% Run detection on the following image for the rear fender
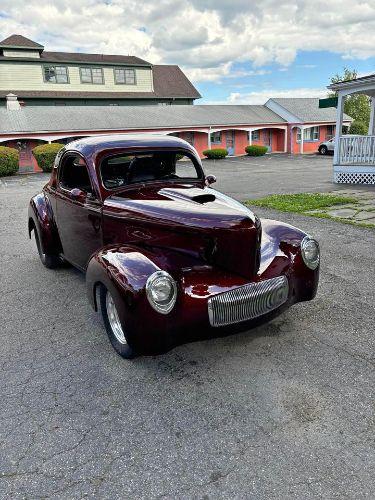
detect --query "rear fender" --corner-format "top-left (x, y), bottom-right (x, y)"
top-left (28, 193), bottom-right (62, 256)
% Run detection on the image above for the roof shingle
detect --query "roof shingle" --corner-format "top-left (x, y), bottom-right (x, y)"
top-left (153, 66), bottom-right (201, 98)
top-left (0, 104), bottom-right (285, 134)
top-left (0, 34), bottom-right (44, 49)
top-left (270, 98), bottom-right (352, 122)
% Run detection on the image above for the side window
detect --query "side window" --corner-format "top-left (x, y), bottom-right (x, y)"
top-left (59, 155), bottom-right (92, 193)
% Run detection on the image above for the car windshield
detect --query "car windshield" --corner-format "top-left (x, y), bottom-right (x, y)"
top-left (100, 151), bottom-right (203, 189)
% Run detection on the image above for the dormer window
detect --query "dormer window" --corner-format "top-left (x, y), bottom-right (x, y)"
top-left (43, 65), bottom-right (69, 84)
top-left (114, 68), bottom-right (136, 85)
top-left (80, 67), bottom-right (104, 84)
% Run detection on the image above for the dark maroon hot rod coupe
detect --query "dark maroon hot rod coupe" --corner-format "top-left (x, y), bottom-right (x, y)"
top-left (29, 135), bottom-right (319, 358)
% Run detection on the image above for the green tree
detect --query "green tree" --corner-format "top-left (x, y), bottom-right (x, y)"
top-left (328, 68), bottom-right (371, 132)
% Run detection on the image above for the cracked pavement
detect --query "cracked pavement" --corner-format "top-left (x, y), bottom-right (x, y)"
top-left (0, 160), bottom-right (374, 499)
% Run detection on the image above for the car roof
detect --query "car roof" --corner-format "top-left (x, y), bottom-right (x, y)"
top-left (64, 134), bottom-right (198, 158)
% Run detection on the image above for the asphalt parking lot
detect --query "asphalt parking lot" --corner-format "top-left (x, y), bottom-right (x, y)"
top-left (1, 157), bottom-right (374, 499)
top-left (203, 153), bottom-right (367, 200)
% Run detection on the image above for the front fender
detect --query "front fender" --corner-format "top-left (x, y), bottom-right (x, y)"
top-left (28, 192), bottom-right (62, 256)
top-left (86, 245), bottom-right (177, 353)
top-left (86, 245), bottom-right (160, 310)
top-left (259, 218), bottom-right (319, 301)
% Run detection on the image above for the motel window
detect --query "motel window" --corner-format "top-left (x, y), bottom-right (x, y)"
top-left (326, 125), bottom-right (335, 140)
top-left (43, 65), bottom-right (69, 84)
top-left (210, 131), bottom-right (221, 144)
top-left (80, 67), bottom-right (104, 84)
top-left (249, 130), bottom-right (259, 141)
top-left (184, 132), bottom-right (194, 146)
top-left (297, 126), bottom-right (320, 142)
top-left (114, 68), bottom-right (136, 85)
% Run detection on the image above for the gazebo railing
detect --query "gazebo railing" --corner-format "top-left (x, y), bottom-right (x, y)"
top-left (339, 135), bottom-right (375, 164)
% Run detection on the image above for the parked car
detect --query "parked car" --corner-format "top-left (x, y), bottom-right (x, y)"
top-left (28, 135), bottom-right (320, 358)
top-left (318, 134), bottom-right (361, 155)
top-left (318, 138), bottom-right (335, 155)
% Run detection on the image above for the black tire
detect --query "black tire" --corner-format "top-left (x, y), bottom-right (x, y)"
top-left (34, 229), bottom-right (61, 269)
top-left (319, 145), bottom-right (328, 155)
top-left (99, 285), bottom-right (136, 359)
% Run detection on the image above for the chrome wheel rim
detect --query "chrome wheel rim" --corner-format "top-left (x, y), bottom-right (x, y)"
top-left (106, 291), bottom-right (127, 344)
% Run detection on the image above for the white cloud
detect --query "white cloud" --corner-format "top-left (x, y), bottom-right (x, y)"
top-left (298, 64), bottom-right (317, 69)
top-left (204, 87), bottom-right (327, 105)
top-left (0, 0), bottom-right (374, 84)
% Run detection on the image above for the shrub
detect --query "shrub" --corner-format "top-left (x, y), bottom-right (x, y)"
top-left (202, 148), bottom-right (228, 159)
top-left (32, 143), bottom-right (64, 172)
top-left (0, 146), bottom-right (19, 177)
top-left (245, 145), bottom-right (268, 156)
top-left (349, 120), bottom-right (368, 136)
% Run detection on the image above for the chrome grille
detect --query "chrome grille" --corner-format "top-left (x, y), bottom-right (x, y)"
top-left (208, 276), bottom-right (289, 327)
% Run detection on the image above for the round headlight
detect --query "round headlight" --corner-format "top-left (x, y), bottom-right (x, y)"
top-left (301, 236), bottom-right (320, 270)
top-left (146, 271), bottom-right (177, 314)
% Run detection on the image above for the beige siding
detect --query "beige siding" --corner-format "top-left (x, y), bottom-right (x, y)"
top-left (3, 50), bottom-right (41, 58)
top-left (0, 62), bottom-right (153, 92)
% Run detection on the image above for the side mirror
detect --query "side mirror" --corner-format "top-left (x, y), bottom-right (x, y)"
top-left (205, 175), bottom-right (217, 186)
top-left (70, 188), bottom-right (85, 200)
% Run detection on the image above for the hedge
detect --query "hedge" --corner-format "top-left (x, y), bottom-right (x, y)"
top-left (32, 143), bottom-right (64, 172)
top-left (349, 120), bottom-right (368, 136)
top-left (245, 145), bottom-right (268, 156)
top-left (202, 148), bottom-right (228, 159)
top-left (0, 146), bottom-right (19, 177)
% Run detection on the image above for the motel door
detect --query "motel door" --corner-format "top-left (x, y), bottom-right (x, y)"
top-left (263, 130), bottom-right (272, 152)
top-left (17, 141), bottom-right (34, 173)
top-left (226, 130), bottom-right (235, 156)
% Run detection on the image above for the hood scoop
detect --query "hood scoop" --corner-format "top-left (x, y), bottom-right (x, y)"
top-left (191, 193), bottom-right (216, 204)
top-left (159, 187), bottom-right (216, 205)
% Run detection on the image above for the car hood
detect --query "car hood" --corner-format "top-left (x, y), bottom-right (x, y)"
top-left (103, 184), bottom-right (261, 278)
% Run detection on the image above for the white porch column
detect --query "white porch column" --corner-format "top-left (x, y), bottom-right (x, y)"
top-left (207, 127), bottom-right (212, 149)
top-left (290, 126), bottom-right (295, 153)
top-left (284, 127), bottom-right (288, 152)
top-left (300, 126), bottom-right (304, 154)
top-left (368, 97), bottom-right (375, 135)
top-left (248, 129), bottom-right (253, 146)
top-left (333, 92), bottom-right (344, 165)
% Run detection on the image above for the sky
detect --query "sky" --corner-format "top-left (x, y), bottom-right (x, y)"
top-left (1, 0), bottom-right (374, 104)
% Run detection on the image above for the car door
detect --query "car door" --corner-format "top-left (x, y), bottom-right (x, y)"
top-left (55, 153), bottom-right (102, 270)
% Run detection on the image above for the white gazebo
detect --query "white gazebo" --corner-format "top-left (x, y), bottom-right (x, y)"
top-left (328, 73), bottom-right (375, 185)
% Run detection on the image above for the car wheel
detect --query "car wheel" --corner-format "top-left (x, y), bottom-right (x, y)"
top-left (319, 145), bottom-right (328, 155)
top-left (34, 229), bottom-right (61, 269)
top-left (99, 286), bottom-right (136, 359)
